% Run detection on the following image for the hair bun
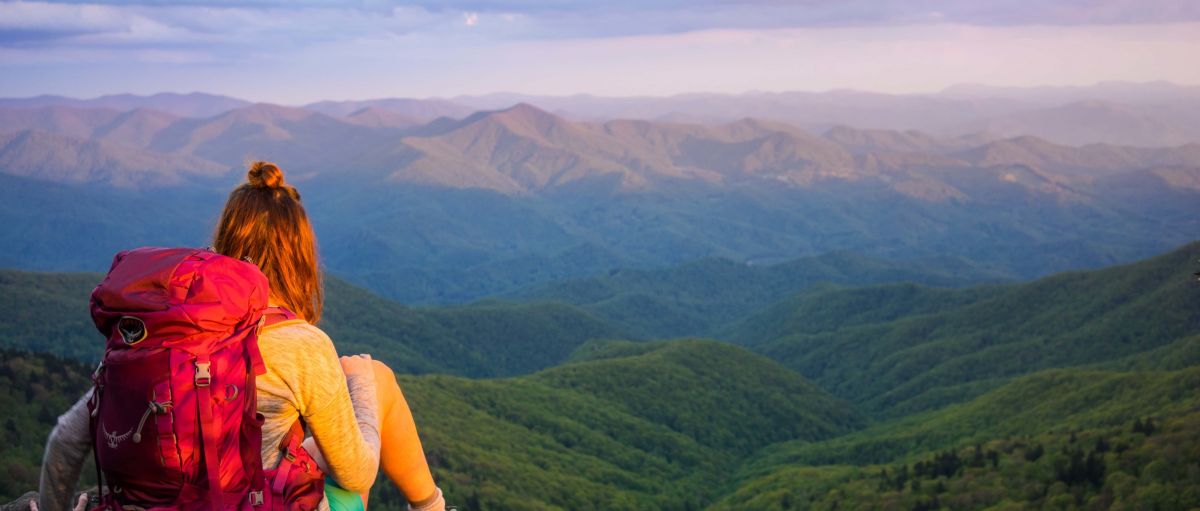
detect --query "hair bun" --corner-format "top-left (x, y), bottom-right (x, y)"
top-left (247, 161), bottom-right (285, 189)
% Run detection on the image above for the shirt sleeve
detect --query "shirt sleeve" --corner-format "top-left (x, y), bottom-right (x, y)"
top-left (294, 326), bottom-right (381, 494)
top-left (39, 390), bottom-right (93, 511)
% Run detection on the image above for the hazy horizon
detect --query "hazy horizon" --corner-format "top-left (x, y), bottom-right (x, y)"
top-left (5, 79), bottom-right (1200, 107)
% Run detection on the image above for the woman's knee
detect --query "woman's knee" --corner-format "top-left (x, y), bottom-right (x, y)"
top-left (370, 359), bottom-right (404, 406)
top-left (370, 359), bottom-right (397, 385)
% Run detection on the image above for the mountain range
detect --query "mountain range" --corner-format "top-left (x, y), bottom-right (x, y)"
top-left (3, 100), bottom-right (1200, 304)
top-left (7, 81), bottom-right (1200, 146)
top-left (4, 98), bottom-right (1199, 197)
top-left (3, 83), bottom-right (1200, 306)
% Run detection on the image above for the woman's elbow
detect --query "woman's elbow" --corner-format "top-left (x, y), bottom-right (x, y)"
top-left (337, 461), bottom-right (380, 494)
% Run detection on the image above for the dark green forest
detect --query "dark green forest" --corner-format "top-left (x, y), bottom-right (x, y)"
top-left (2, 241), bottom-right (1199, 510)
top-left (508, 251), bottom-right (1003, 339)
top-left (741, 241), bottom-right (1200, 417)
top-left (712, 413), bottom-right (1200, 510)
top-left (0, 349), bottom-right (93, 499)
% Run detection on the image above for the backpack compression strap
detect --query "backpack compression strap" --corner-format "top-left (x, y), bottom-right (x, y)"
top-left (196, 354), bottom-right (224, 511)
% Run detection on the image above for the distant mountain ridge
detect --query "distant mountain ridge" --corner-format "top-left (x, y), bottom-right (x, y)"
top-left (0, 93), bottom-right (251, 118)
top-left (4, 101), bottom-right (1199, 196)
top-left (5, 81), bottom-right (1199, 146)
top-left (0, 130), bottom-right (227, 187)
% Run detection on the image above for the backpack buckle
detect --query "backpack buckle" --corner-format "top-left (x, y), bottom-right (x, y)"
top-left (195, 361), bottom-right (212, 387)
top-left (248, 491), bottom-right (264, 506)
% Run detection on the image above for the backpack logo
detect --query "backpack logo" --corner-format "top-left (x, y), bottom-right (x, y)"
top-left (102, 423), bottom-right (133, 448)
top-left (117, 316), bottom-right (148, 345)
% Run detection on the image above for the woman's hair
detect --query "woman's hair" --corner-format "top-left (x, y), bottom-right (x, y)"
top-left (214, 161), bottom-right (323, 323)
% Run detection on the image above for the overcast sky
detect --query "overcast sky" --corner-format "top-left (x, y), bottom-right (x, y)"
top-left (2, 0), bottom-right (1199, 104)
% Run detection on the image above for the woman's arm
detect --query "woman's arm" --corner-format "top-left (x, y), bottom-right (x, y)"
top-left (38, 391), bottom-right (92, 511)
top-left (297, 346), bottom-right (381, 494)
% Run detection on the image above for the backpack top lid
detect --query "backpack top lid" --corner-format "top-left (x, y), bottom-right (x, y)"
top-left (90, 247), bottom-right (269, 352)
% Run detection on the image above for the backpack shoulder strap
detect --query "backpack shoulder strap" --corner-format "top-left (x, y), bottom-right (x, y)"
top-left (261, 306), bottom-right (302, 329)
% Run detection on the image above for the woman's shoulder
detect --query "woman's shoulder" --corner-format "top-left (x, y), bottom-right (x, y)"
top-left (256, 321), bottom-right (345, 413)
top-left (261, 320), bottom-right (332, 343)
top-left (258, 321), bottom-right (338, 359)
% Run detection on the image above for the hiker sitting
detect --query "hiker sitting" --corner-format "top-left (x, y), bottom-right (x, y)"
top-left (36, 162), bottom-right (444, 511)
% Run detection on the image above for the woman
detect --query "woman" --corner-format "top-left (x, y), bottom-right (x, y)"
top-left (37, 162), bottom-right (444, 511)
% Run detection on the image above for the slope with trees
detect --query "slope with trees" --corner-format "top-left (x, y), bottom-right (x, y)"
top-left (739, 240), bottom-right (1200, 416)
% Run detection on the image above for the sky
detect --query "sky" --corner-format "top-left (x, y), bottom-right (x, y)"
top-left (1, 0), bottom-right (1199, 104)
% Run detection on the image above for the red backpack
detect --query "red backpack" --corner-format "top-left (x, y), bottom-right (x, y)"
top-left (88, 247), bottom-right (325, 511)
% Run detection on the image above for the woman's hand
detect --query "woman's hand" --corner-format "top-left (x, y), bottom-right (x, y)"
top-left (340, 354), bottom-right (374, 377)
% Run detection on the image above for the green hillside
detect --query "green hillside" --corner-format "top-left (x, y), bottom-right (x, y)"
top-left (510, 252), bottom-right (1005, 339)
top-left (0, 340), bottom-right (863, 510)
top-left (707, 361), bottom-right (1200, 511)
top-left (380, 339), bottom-right (864, 510)
top-left (0, 349), bottom-right (94, 501)
top-left (741, 365), bottom-right (1200, 470)
top-left (321, 277), bottom-right (627, 376)
top-left (5, 243), bottom-right (1200, 510)
top-left (740, 240), bottom-right (1200, 416)
top-left (712, 412), bottom-right (1200, 511)
top-left (0, 270), bottom-right (99, 361)
top-left (0, 269), bottom-right (626, 378)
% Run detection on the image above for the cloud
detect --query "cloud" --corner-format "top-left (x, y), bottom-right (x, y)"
top-left (8, 1), bottom-right (1200, 46)
top-left (0, 2), bottom-right (128, 45)
top-left (3, 1), bottom-right (1196, 53)
top-left (0, 1), bottom-right (455, 57)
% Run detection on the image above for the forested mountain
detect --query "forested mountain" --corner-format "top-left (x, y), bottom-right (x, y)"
top-left (0, 349), bottom-right (94, 501)
top-left (716, 411), bottom-right (1200, 510)
top-left (745, 361), bottom-right (1200, 470)
top-left (0, 340), bottom-right (862, 510)
top-left (510, 252), bottom-right (1002, 339)
top-left (2, 167), bottom-right (1193, 305)
top-left (5, 325), bottom-right (1198, 509)
top-left (736, 240), bottom-right (1200, 417)
top-left (392, 340), bottom-right (864, 510)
